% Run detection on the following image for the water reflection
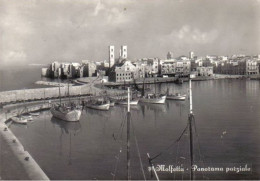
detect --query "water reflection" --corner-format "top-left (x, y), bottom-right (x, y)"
top-left (50, 117), bottom-right (81, 165)
top-left (142, 103), bottom-right (167, 113)
top-left (85, 107), bottom-right (112, 118)
top-left (51, 117), bottom-right (81, 135)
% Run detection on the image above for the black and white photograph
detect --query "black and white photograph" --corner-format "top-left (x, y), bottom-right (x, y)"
top-left (0, 0), bottom-right (259, 180)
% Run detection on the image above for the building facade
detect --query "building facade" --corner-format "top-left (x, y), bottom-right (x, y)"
top-left (246, 59), bottom-right (259, 75)
top-left (109, 59), bottom-right (137, 82)
top-left (196, 66), bottom-right (214, 76)
top-left (161, 59), bottom-right (176, 76)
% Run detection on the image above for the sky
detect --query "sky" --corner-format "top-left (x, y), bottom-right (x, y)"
top-left (0, 0), bottom-right (260, 66)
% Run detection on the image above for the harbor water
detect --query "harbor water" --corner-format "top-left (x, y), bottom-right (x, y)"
top-left (7, 79), bottom-right (260, 180)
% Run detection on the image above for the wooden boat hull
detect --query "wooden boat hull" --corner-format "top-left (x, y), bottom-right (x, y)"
top-left (139, 96), bottom-right (166, 104)
top-left (167, 95), bottom-right (186, 100)
top-left (117, 100), bottom-right (139, 105)
top-left (50, 107), bottom-right (82, 122)
top-left (85, 103), bottom-right (110, 111)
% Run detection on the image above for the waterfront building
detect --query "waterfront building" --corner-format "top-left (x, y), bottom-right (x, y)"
top-left (214, 60), bottom-right (246, 75)
top-left (67, 64), bottom-right (77, 78)
top-left (79, 65), bottom-right (88, 78)
top-left (175, 59), bottom-right (191, 76)
top-left (246, 59), bottom-right (259, 75)
top-left (196, 66), bottom-right (214, 76)
top-left (144, 58), bottom-right (160, 77)
top-left (87, 62), bottom-right (97, 77)
top-left (109, 59), bottom-right (137, 82)
top-left (41, 68), bottom-right (50, 77)
top-left (109, 46), bottom-right (115, 68)
top-left (161, 59), bottom-right (176, 76)
top-left (133, 61), bottom-right (145, 79)
top-left (51, 61), bottom-right (61, 78)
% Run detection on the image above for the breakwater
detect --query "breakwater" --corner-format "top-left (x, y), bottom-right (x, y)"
top-left (0, 84), bottom-right (125, 105)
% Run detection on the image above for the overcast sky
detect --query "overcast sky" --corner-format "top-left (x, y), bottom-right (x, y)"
top-left (0, 0), bottom-right (259, 66)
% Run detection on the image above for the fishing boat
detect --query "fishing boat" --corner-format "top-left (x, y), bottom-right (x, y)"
top-left (12, 117), bottom-right (28, 124)
top-left (51, 81), bottom-right (82, 122)
top-left (51, 104), bottom-right (82, 122)
top-left (139, 94), bottom-right (166, 104)
top-left (85, 100), bottom-right (110, 111)
top-left (139, 78), bottom-right (166, 104)
top-left (116, 98), bottom-right (139, 105)
top-left (167, 93), bottom-right (186, 100)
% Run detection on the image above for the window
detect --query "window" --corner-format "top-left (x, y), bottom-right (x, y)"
top-left (111, 55), bottom-right (113, 58)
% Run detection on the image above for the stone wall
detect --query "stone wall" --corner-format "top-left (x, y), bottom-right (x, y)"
top-left (0, 85), bottom-right (96, 104)
top-left (0, 84), bottom-right (125, 104)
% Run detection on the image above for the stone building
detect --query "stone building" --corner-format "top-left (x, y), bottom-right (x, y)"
top-left (196, 66), bottom-right (213, 76)
top-left (160, 59), bottom-right (176, 76)
top-left (109, 59), bottom-right (137, 82)
top-left (87, 62), bottom-right (97, 77)
top-left (175, 60), bottom-right (191, 76)
top-left (246, 59), bottom-right (259, 75)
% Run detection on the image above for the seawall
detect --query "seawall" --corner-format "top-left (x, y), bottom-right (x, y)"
top-left (0, 84), bottom-right (125, 105)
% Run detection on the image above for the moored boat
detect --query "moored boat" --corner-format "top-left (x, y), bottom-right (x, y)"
top-left (167, 93), bottom-right (186, 100)
top-left (51, 104), bottom-right (82, 122)
top-left (116, 99), bottom-right (139, 105)
top-left (50, 81), bottom-right (82, 122)
top-left (85, 100), bottom-right (110, 111)
top-left (139, 94), bottom-right (166, 104)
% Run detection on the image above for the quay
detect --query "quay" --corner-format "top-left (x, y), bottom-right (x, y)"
top-left (0, 103), bottom-right (51, 180)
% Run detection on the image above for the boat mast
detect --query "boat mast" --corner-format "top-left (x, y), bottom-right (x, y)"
top-left (189, 76), bottom-right (194, 180)
top-left (68, 80), bottom-right (71, 103)
top-left (59, 83), bottom-right (62, 105)
top-left (127, 87), bottom-right (131, 180)
top-left (154, 77), bottom-right (156, 95)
